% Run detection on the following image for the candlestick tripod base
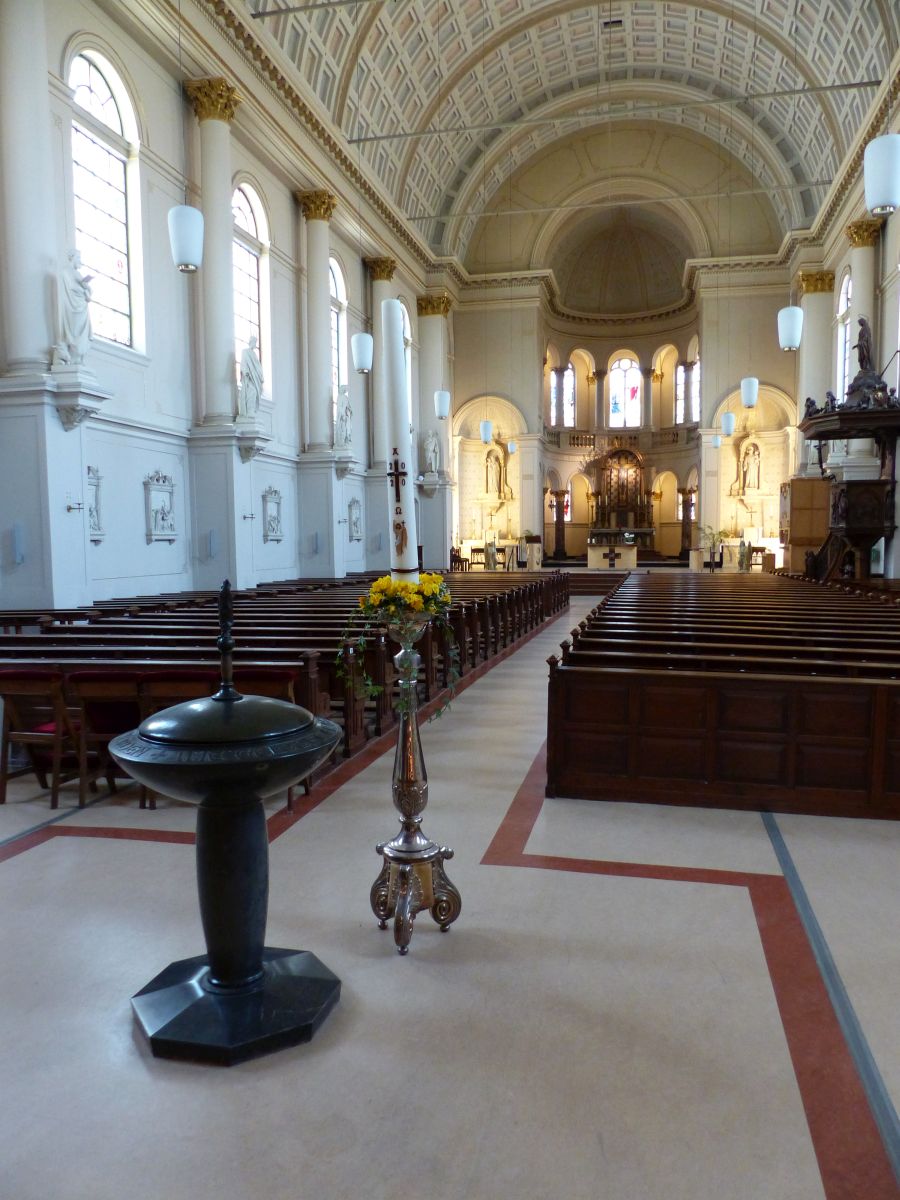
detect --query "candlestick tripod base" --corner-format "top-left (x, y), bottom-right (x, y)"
top-left (371, 836), bottom-right (462, 955)
top-left (131, 948), bottom-right (341, 1065)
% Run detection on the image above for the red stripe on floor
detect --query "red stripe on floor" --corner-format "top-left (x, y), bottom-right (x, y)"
top-left (483, 741), bottom-right (900, 1200)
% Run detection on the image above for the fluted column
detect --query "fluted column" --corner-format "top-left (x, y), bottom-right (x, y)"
top-left (185, 78), bottom-right (241, 425)
top-left (678, 488), bottom-right (695, 554)
top-left (844, 218), bottom-right (883, 477)
top-left (592, 368), bottom-right (607, 430)
top-left (552, 490), bottom-right (568, 559)
top-left (797, 270), bottom-right (835, 475)
top-left (365, 257), bottom-right (397, 467)
top-left (297, 190), bottom-right (337, 450)
top-left (0, 0), bottom-right (56, 374)
top-left (641, 366), bottom-right (654, 429)
top-left (552, 367), bottom-right (567, 425)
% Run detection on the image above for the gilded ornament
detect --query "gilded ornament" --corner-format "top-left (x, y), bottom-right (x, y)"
top-left (845, 218), bottom-right (884, 248)
top-left (365, 256), bottom-right (397, 282)
top-left (416, 293), bottom-right (452, 318)
top-left (184, 77), bottom-right (241, 123)
top-left (797, 270), bottom-right (835, 296)
top-left (295, 190), bottom-right (337, 221)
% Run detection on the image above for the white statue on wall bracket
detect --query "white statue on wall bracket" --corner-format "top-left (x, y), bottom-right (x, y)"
top-left (348, 496), bottom-right (362, 541)
top-left (52, 249), bottom-right (93, 369)
top-left (237, 336), bottom-right (263, 417)
top-left (335, 385), bottom-right (352, 448)
top-left (87, 465), bottom-right (103, 543)
top-left (262, 486), bottom-right (283, 542)
top-left (144, 470), bottom-right (177, 543)
top-left (423, 428), bottom-right (440, 475)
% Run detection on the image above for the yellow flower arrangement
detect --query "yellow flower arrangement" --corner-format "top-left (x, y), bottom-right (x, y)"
top-left (342, 572), bottom-right (459, 717)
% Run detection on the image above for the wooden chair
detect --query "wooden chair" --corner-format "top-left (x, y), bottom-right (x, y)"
top-left (450, 547), bottom-right (470, 572)
top-left (0, 668), bottom-right (87, 808)
top-left (67, 670), bottom-right (145, 808)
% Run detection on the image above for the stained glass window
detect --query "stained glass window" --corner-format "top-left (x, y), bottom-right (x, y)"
top-left (690, 359), bottom-right (701, 423)
top-left (675, 363), bottom-right (685, 424)
top-left (609, 357), bottom-right (641, 428)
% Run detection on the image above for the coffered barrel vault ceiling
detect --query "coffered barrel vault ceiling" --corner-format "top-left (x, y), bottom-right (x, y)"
top-left (245, 0), bottom-right (899, 313)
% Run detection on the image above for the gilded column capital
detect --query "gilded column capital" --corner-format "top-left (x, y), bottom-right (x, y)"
top-left (797, 270), bottom-right (835, 296)
top-left (641, 365), bottom-right (654, 379)
top-left (651, 370), bottom-right (663, 384)
top-left (416, 293), bottom-right (452, 318)
top-left (185, 77), bottom-right (241, 123)
top-left (295, 190), bottom-right (337, 221)
top-left (845, 218), bottom-right (884, 248)
top-left (365, 256), bottom-right (397, 282)
top-left (587, 371), bottom-right (597, 385)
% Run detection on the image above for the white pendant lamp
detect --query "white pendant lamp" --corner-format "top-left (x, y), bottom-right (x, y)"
top-left (168, 204), bottom-right (204, 272)
top-left (480, 419), bottom-right (493, 443)
top-left (434, 389), bottom-right (450, 419)
top-left (711, 434), bottom-right (722, 448)
top-left (777, 305), bottom-right (804, 351)
top-left (864, 133), bottom-right (900, 216)
top-left (351, 332), bottom-right (373, 374)
top-left (740, 376), bottom-right (759, 408)
top-left (721, 411), bottom-right (736, 437)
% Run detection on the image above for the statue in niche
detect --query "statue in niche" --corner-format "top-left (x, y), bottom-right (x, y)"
top-left (424, 428), bottom-right (439, 474)
top-left (852, 317), bottom-right (874, 373)
top-left (486, 451), bottom-right (502, 496)
top-left (335, 385), bottom-right (352, 447)
top-left (741, 442), bottom-right (760, 492)
top-left (237, 336), bottom-right (263, 416)
top-left (55, 250), bottom-right (92, 366)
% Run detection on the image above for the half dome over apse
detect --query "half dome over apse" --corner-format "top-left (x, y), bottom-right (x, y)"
top-left (552, 206), bottom-right (694, 316)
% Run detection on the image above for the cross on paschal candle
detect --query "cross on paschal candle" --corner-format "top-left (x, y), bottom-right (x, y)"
top-left (387, 449), bottom-right (407, 504)
top-left (603, 547), bottom-right (622, 567)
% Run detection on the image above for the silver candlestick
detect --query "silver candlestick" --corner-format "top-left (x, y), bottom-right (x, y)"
top-left (370, 633), bottom-right (461, 954)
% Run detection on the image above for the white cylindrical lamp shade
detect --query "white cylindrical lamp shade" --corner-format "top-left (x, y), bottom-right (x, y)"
top-left (480, 419), bottom-right (493, 443)
top-left (740, 377), bottom-right (759, 408)
top-left (721, 411), bottom-right (736, 437)
top-left (864, 133), bottom-right (900, 216)
top-left (168, 205), bottom-right (204, 272)
top-left (507, 439), bottom-right (517, 454)
top-left (777, 305), bottom-right (803, 351)
top-left (351, 331), bottom-right (373, 373)
top-left (382, 298), bottom-right (419, 580)
top-left (711, 434), bottom-right (722, 448)
top-left (434, 389), bottom-right (450, 419)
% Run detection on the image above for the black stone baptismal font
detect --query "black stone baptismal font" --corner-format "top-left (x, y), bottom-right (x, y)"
top-left (109, 581), bottom-right (342, 1065)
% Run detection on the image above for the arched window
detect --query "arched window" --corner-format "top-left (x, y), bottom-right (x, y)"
top-left (329, 258), bottom-right (348, 430)
top-left (609, 356), bottom-right (641, 428)
top-left (691, 359), bottom-right (701, 423)
top-left (836, 273), bottom-right (852, 401)
top-left (674, 363), bottom-right (686, 424)
top-left (549, 363), bottom-right (575, 427)
top-left (232, 184), bottom-right (269, 392)
top-left (68, 52), bottom-right (141, 348)
top-left (399, 302), bottom-right (413, 425)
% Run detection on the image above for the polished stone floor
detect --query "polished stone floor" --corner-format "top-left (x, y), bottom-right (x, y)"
top-left (0, 599), bottom-right (898, 1199)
